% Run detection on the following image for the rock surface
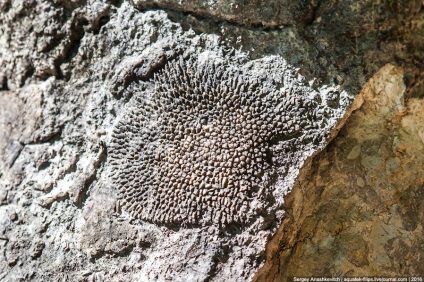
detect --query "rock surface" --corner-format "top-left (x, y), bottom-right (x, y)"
top-left (254, 65), bottom-right (424, 280)
top-left (0, 0), bottom-right (422, 281)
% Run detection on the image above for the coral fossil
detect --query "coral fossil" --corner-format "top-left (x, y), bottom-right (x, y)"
top-left (109, 56), bottom-right (316, 227)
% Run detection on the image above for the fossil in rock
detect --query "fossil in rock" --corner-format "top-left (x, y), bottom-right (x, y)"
top-left (109, 56), bottom-right (318, 226)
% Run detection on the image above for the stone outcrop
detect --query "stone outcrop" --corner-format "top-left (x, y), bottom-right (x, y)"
top-left (0, 0), bottom-right (422, 281)
top-left (254, 64), bottom-right (424, 280)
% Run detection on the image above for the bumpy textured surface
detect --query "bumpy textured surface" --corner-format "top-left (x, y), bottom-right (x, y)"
top-left (0, 0), bottom-right (421, 281)
top-left (110, 56), bottom-right (319, 226)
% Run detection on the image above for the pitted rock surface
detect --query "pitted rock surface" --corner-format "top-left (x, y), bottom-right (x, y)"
top-left (4, 0), bottom-right (420, 280)
top-left (110, 56), bottom-right (322, 226)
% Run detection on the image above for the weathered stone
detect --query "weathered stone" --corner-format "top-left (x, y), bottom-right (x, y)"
top-left (0, 0), bottom-right (422, 280)
top-left (131, 0), bottom-right (319, 27)
top-left (255, 65), bottom-right (424, 280)
top-left (109, 54), bottom-right (341, 227)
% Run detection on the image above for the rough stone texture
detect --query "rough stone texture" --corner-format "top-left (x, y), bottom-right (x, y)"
top-left (131, 0), bottom-right (320, 27)
top-left (0, 0), bottom-right (422, 281)
top-left (132, 0), bottom-right (423, 100)
top-left (109, 54), bottom-right (346, 227)
top-left (254, 65), bottom-right (424, 280)
top-left (0, 1), bottom-right (349, 281)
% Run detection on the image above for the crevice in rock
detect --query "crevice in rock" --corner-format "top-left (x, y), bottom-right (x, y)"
top-left (92, 15), bottom-right (111, 34)
top-left (0, 76), bottom-right (9, 91)
top-left (18, 63), bottom-right (35, 87)
top-left (0, 0), bottom-right (12, 13)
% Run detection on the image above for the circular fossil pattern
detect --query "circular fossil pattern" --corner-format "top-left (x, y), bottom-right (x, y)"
top-left (109, 56), bottom-right (315, 227)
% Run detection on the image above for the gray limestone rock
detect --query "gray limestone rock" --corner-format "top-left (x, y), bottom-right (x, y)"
top-left (0, 0), bottom-right (420, 281)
